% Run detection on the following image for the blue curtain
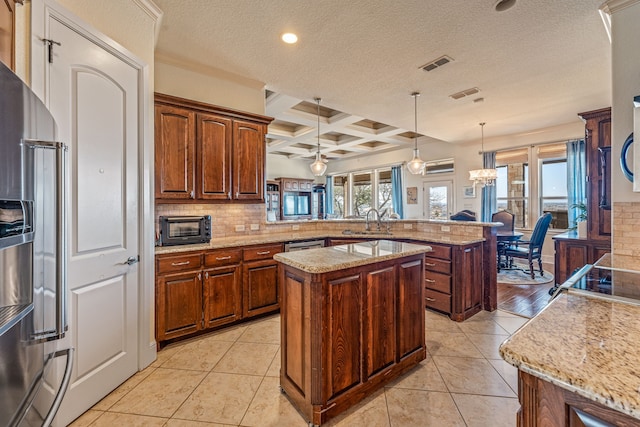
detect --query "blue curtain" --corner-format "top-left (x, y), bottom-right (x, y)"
top-left (566, 139), bottom-right (586, 228)
top-left (325, 175), bottom-right (334, 216)
top-left (481, 151), bottom-right (497, 222)
top-left (391, 165), bottom-right (404, 219)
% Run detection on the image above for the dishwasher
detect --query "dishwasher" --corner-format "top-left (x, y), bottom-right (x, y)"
top-left (284, 239), bottom-right (325, 252)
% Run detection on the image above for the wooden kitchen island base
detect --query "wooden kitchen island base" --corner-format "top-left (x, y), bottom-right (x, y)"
top-left (274, 240), bottom-right (430, 426)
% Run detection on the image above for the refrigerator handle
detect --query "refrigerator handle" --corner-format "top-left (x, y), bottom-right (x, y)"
top-left (23, 139), bottom-right (68, 340)
top-left (42, 348), bottom-right (74, 427)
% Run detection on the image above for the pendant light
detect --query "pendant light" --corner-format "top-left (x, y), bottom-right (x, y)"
top-left (468, 122), bottom-right (498, 186)
top-left (309, 97), bottom-right (327, 176)
top-left (406, 92), bottom-right (426, 175)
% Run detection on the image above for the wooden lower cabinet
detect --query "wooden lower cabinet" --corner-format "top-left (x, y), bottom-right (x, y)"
top-left (280, 254), bottom-right (426, 426)
top-left (518, 370), bottom-right (637, 426)
top-left (155, 243), bottom-right (282, 346)
top-left (553, 232), bottom-right (611, 285)
top-left (156, 269), bottom-right (203, 342)
top-left (424, 242), bottom-right (483, 321)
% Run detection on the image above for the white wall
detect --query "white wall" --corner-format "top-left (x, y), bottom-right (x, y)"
top-left (155, 58), bottom-right (266, 115)
top-left (266, 154), bottom-right (317, 181)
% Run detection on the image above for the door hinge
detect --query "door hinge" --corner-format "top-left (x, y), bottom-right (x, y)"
top-left (42, 38), bottom-right (61, 64)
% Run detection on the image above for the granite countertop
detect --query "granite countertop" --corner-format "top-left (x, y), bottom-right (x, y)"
top-left (273, 239), bottom-right (432, 274)
top-left (499, 292), bottom-right (640, 420)
top-left (155, 231), bottom-right (484, 255)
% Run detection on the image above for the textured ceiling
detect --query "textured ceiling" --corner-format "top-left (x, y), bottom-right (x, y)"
top-left (153, 0), bottom-right (611, 161)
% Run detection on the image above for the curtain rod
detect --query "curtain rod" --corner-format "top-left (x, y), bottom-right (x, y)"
top-left (488, 136), bottom-right (584, 152)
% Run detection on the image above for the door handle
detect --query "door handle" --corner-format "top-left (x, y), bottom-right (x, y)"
top-left (124, 255), bottom-right (139, 265)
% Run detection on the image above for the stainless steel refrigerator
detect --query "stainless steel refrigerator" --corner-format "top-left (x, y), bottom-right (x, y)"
top-left (0, 62), bottom-right (73, 426)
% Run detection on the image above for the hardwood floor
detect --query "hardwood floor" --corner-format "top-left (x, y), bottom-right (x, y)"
top-left (497, 282), bottom-right (554, 318)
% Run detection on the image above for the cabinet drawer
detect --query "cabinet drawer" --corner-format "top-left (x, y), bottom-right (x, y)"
top-left (204, 248), bottom-right (242, 267)
top-left (425, 289), bottom-right (451, 314)
top-left (157, 253), bottom-right (202, 274)
top-left (424, 257), bottom-right (451, 274)
top-left (425, 271), bottom-right (451, 294)
top-left (243, 244), bottom-right (284, 261)
top-left (427, 244), bottom-right (451, 260)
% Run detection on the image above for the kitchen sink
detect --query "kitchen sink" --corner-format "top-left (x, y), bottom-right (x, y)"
top-left (341, 229), bottom-right (393, 236)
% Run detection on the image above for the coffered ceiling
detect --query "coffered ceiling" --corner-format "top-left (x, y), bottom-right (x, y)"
top-left (153, 0), bottom-right (611, 161)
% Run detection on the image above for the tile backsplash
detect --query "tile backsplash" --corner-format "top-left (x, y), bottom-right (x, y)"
top-left (613, 202), bottom-right (640, 257)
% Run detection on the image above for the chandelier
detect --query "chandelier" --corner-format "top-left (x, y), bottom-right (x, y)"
top-left (468, 122), bottom-right (497, 186)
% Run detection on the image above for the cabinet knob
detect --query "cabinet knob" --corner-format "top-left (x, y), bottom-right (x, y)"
top-left (216, 256), bottom-right (231, 261)
top-left (425, 297), bottom-right (436, 302)
top-left (425, 278), bottom-right (436, 283)
top-left (425, 262), bottom-right (436, 267)
top-left (171, 261), bottom-right (190, 266)
top-left (256, 251), bottom-right (271, 255)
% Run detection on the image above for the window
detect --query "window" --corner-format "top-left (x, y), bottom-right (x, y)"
top-left (424, 180), bottom-right (452, 219)
top-left (495, 143), bottom-right (568, 230)
top-left (329, 168), bottom-right (397, 218)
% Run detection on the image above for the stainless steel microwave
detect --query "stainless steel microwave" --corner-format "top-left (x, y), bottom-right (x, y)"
top-left (159, 215), bottom-right (211, 246)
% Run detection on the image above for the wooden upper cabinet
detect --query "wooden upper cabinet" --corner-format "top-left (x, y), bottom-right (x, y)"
top-left (578, 107), bottom-right (611, 241)
top-left (155, 104), bottom-right (195, 200)
top-left (154, 93), bottom-right (272, 203)
top-left (197, 113), bottom-right (232, 200)
top-left (233, 120), bottom-right (265, 201)
top-left (0, 0), bottom-right (19, 71)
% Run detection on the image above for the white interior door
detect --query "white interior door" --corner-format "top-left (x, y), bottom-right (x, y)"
top-left (39, 12), bottom-right (141, 426)
top-left (423, 180), bottom-right (453, 219)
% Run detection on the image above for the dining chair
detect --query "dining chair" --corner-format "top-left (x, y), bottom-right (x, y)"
top-left (492, 210), bottom-right (514, 233)
top-left (504, 213), bottom-right (553, 279)
top-left (450, 210), bottom-right (476, 221)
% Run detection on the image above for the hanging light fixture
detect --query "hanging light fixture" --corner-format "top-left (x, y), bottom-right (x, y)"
top-left (469, 122), bottom-right (498, 186)
top-left (406, 92), bottom-right (426, 175)
top-left (309, 97), bottom-right (327, 176)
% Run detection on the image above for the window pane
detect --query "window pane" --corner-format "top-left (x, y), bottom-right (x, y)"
top-left (353, 172), bottom-right (372, 217)
top-left (428, 186), bottom-right (448, 219)
top-left (332, 175), bottom-right (346, 218)
top-left (542, 160), bottom-right (568, 229)
top-left (377, 170), bottom-right (393, 214)
top-left (496, 166), bottom-right (508, 198)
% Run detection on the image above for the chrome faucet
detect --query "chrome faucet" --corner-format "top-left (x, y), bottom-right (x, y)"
top-left (365, 208), bottom-right (381, 232)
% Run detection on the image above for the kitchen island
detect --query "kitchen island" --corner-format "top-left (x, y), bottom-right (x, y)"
top-left (274, 240), bottom-right (431, 426)
top-left (499, 291), bottom-right (640, 425)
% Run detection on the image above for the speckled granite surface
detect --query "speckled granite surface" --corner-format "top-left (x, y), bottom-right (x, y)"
top-left (273, 240), bottom-right (432, 273)
top-left (155, 231), bottom-right (483, 255)
top-left (499, 293), bottom-right (640, 420)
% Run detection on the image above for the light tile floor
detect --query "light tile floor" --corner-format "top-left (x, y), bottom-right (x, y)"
top-left (70, 309), bottom-right (528, 427)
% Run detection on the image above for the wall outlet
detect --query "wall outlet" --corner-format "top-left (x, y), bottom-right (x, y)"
top-left (235, 225), bottom-right (245, 232)
top-left (441, 225), bottom-right (450, 232)
top-left (403, 223), bottom-right (412, 229)
top-left (250, 223), bottom-right (260, 231)
top-left (292, 224), bottom-right (300, 231)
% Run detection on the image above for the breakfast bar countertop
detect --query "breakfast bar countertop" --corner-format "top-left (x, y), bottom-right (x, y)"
top-left (273, 239), bottom-right (432, 274)
top-left (499, 292), bottom-right (640, 420)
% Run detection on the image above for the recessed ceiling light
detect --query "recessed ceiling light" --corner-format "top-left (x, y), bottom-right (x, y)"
top-left (494, 0), bottom-right (516, 12)
top-left (281, 33), bottom-right (298, 44)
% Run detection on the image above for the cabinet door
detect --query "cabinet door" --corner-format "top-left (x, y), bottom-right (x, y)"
top-left (554, 240), bottom-right (589, 285)
top-left (197, 113), bottom-right (232, 200)
top-left (156, 270), bottom-right (202, 341)
top-left (243, 259), bottom-right (279, 317)
top-left (364, 266), bottom-right (396, 377)
top-left (397, 259), bottom-right (425, 359)
top-left (233, 120), bottom-right (265, 201)
top-left (453, 243), bottom-right (483, 318)
top-left (203, 265), bottom-right (242, 328)
top-left (155, 104), bottom-right (196, 199)
top-left (0, 0), bottom-right (16, 71)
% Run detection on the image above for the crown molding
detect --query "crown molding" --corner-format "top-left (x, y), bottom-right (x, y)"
top-left (600, 0), bottom-right (640, 15)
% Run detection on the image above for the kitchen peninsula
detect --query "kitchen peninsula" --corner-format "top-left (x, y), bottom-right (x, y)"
top-left (274, 240), bottom-right (431, 426)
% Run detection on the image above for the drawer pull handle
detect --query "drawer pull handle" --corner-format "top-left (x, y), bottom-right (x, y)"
top-left (426, 297), bottom-right (436, 302)
top-left (256, 251), bottom-right (271, 255)
top-left (425, 262), bottom-right (436, 267)
top-left (215, 256), bottom-right (231, 260)
top-left (171, 261), bottom-right (190, 266)
top-left (425, 278), bottom-right (436, 283)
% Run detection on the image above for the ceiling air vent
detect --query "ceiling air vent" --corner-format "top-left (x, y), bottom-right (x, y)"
top-left (420, 55), bottom-right (454, 72)
top-left (449, 87), bottom-right (480, 100)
